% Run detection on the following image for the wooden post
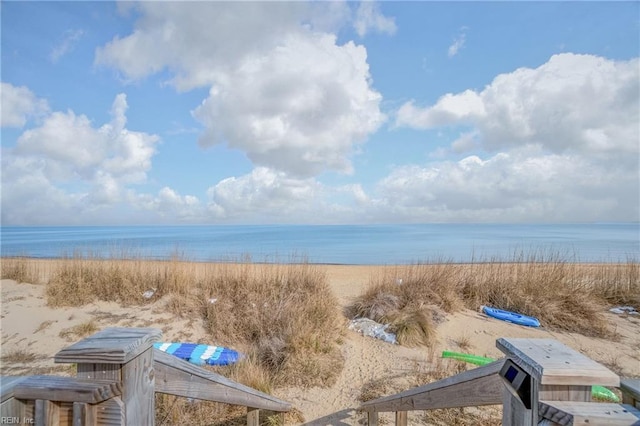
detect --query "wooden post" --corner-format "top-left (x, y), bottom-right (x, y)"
top-left (247, 407), bottom-right (260, 426)
top-left (395, 410), bottom-right (407, 426)
top-left (621, 379), bottom-right (640, 410)
top-left (367, 410), bottom-right (379, 426)
top-left (55, 327), bottom-right (161, 426)
top-left (35, 399), bottom-right (59, 426)
top-left (496, 338), bottom-right (620, 426)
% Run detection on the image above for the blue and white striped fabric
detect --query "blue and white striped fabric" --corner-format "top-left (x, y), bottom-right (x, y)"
top-left (154, 342), bottom-right (241, 366)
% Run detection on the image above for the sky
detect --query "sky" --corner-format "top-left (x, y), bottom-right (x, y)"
top-left (1, 1), bottom-right (639, 225)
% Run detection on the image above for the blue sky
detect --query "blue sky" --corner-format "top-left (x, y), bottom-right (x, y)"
top-left (2, 1), bottom-right (639, 225)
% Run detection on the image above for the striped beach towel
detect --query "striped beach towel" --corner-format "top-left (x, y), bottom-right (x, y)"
top-left (154, 342), bottom-right (241, 366)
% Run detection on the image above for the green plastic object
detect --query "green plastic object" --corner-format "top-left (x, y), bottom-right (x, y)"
top-left (441, 350), bottom-right (495, 366)
top-left (441, 351), bottom-right (620, 402)
top-left (591, 385), bottom-right (620, 402)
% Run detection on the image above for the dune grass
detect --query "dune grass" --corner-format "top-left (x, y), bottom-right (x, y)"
top-left (1, 253), bottom-right (637, 425)
top-left (3, 256), bottom-right (344, 390)
top-left (1, 257), bottom-right (42, 284)
top-left (198, 262), bottom-right (344, 388)
top-left (348, 254), bottom-right (639, 343)
top-left (44, 257), bottom-right (192, 307)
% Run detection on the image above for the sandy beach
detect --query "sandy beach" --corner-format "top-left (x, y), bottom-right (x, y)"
top-left (1, 262), bottom-right (639, 425)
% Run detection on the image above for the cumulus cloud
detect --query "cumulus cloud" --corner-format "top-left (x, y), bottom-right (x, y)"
top-left (390, 53), bottom-right (639, 222)
top-left (96, 2), bottom-right (385, 178)
top-left (2, 93), bottom-right (161, 224)
top-left (373, 148), bottom-right (638, 222)
top-left (1, 82), bottom-right (50, 127)
top-left (95, 2), bottom-right (304, 89)
top-left (206, 167), bottom-right (320, 220)
top-left (14, 94), bottom-right (157, 185)
top-left (50, 29), bottom-right (84, 63)
top-left (353, 1), bottom-right (397, 37)
top-left (397, 90), bottom-right (485, 129)
top-left (203, 168), bottom-right (371, 223)
top-left (396, 53), bottom-right (640, 157)
top-left (193, 33), bottom-right (384, 177)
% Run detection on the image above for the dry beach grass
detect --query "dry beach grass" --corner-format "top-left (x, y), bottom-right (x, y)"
top-left (1, 254), bottom-right (639, 425)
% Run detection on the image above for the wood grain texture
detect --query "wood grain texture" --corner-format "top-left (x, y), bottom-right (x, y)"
top-left (1, 376), bottom-right (29, 403)
top-left (367, 411), bottom-right (379, 426)
top-left (55, 327), bottom-right (161, 364)
top-left (497, 338), bottom-right (620, 386)
top-left (361, 359), bottom-right (505, 412)
top-left (502, 384), bottom-right (533, 426)
top-left (395, 411), bottom-right (407, 426)
top-left (96, 396), bottom-right (125, 426)
top-left (622, 379), bottom-right (640, 410)
top-left (538, 385), bottom-right (591, 403)
top-left (121, 349), bottom-right (155, 426)
top-left (154, 349), bottom-right (291, 412)
top-left (76, 363), bottom-right (122, 381)
top-left (35, 399), bottom-right (59, 426)
top-left (12, 375), bottom-right (121, 403)
top-left (539, 400), bottom-right (640, 426)
top-left (247, 407), bottom-right (260, 426)
top-left (73, 401), bottom-right (97, 426)
top-left (0, 396), bottom-right (27, 419)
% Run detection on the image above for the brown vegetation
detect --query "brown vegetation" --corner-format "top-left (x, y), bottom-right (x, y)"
top-left (1, 257), bottom-right (42, 284)
top-left (1, 253), bottom-right (637, 425)
top-left (349, 255), bottom-right (639, 342)
top-left (2, 256), bottom-right (343, 424)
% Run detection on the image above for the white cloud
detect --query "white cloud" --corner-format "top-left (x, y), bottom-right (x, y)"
top-left (203, 168), bottom-right (372, 223)
top-left (373, 148), bottom-right (638, 222)
top-left (447, 28), bottom-right (467, 58)
top-left (206, 167), bottom-right (320, 220)
top-left (14, 94), bottom-right (157, 184)
top-left (193, 33), bottom-right (384, 177)
top-left (397, 90), bottom-right (485, 129)
top-left (95, 2), bottom-right (306, 90)
top-left (353, 1), bottom-right (397, 37)
top-left (129, 187), bottom-right (202, 221)
top-left (1, 82), bottom-right (50, 127)
top-left (97, 2), bottom-right (385, 178)
top-left (396, 53), bottom-right (640, 157)
top-left (50, 29), bottom-right (84, 63)
top-left (2, 93), bottom-right (161, 224)
top-left (391, 53), bottom-right (639, 223)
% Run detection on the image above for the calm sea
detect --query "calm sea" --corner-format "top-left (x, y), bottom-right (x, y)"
top-left (0, 224), bottom-right (638, 264)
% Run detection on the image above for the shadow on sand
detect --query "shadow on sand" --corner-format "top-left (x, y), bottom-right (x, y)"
top-left (300, 408), bottom-right (358, 426)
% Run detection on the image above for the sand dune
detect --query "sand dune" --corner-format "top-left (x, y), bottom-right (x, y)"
top-left (1, 263), bottom-right (638, 424)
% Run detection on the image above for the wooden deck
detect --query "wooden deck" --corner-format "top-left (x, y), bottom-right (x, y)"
top-left (2, 329), bottom-right (639, 425)
top-left (1, 327), bottom-right (291, 426)
top-left (361, 338), bottom-right (640, 426)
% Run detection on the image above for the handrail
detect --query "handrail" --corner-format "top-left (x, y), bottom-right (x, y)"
top-left (153, 348), bottom-right (291, 412)
top-left (360, 359), bottom-right (505, 413)
top-left (1, 328), bottom-right (292, 425)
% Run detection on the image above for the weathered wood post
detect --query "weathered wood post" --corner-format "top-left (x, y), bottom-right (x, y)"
top-left (54, 327), bottom-right (161, 426)
top-left (621, 379), bottom-right (640, 410)
top-left (496, 338), bottom-right (620, 426)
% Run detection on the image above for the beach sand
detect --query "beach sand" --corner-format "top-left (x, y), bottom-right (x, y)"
top-left (1, 263), bottom-right (639, 424)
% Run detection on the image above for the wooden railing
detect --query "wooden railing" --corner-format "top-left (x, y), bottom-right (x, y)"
top-left (361, 338), bottom-right (640, 426)
top-left (0, 327), bottom-right (291, 426)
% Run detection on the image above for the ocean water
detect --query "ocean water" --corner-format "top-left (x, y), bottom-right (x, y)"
top-left (0, 224), bottom-right (638, 264)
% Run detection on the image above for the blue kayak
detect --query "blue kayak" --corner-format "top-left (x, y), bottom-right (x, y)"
top-left (154, 342), bottom-right (241, 366)
top-left (481, 306), bottom-right (540, 327)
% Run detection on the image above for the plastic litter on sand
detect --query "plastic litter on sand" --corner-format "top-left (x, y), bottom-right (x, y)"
top-left (609, 306), bottom-right (639, 315)
top-left (348, 318), bottom-right (397, 344)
